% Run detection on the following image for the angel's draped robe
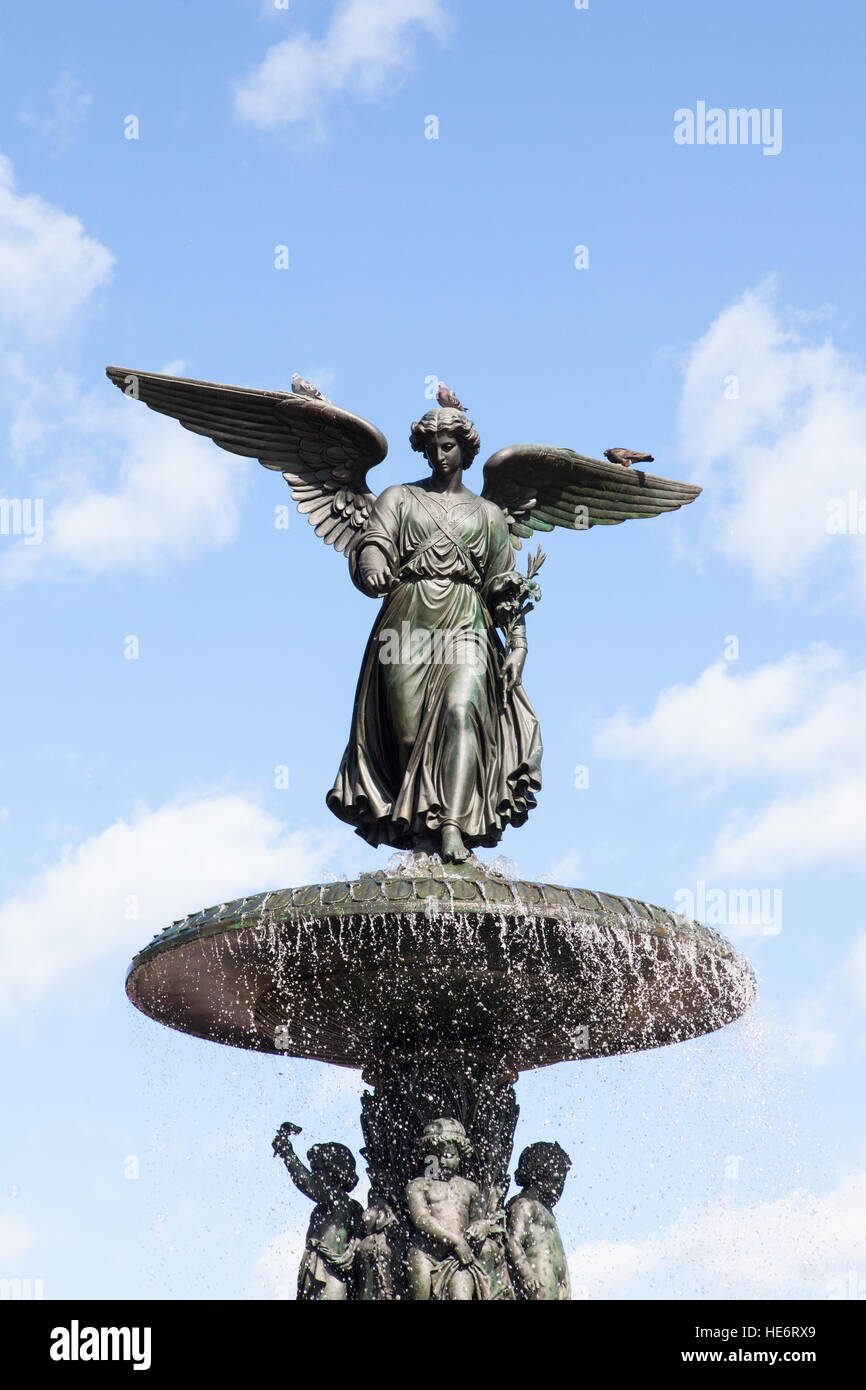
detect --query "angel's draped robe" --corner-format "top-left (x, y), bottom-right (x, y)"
top-left (327, 481), bottom-right (542, 850)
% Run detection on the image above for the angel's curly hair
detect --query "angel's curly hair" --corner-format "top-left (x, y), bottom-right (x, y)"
top-left (409, 407), bottom-right (481, 468)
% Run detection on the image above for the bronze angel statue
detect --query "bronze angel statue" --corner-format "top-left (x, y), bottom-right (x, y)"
top-left (106, 368), bottom-right (700, 864)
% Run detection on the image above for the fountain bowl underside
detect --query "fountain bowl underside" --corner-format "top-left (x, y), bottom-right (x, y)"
top-left (126, 864), bottom-right (755, 1072)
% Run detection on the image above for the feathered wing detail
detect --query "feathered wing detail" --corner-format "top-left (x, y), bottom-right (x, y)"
top-left (105, 367), bottom-right (388, 555)
top-left (481, 444), bottom-right (702, 548)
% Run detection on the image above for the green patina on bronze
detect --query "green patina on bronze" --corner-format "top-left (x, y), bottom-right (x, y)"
top-left (105, 365), bottom-right (701, 866)
top-left (126, 859), bottom-right (754, 1070)
top-left (108, 364), bottom-right (751, 1300)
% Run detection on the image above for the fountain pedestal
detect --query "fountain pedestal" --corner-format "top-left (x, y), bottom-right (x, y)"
top-left (126, 856), bottom-right (755, 1299)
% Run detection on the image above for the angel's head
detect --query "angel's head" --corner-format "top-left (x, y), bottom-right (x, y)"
top-left (410, 407), bottom-right (481, 473)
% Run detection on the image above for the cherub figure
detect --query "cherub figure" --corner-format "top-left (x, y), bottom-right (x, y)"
top-left (405, 1118), bottom-right (500, 1300)
top-left (354, 1197), bottom-right (398, 1301)
top-left (272, 1122), bottom-right (363, 1301)
top-left (505, 1141), bottom-right (572, 1300)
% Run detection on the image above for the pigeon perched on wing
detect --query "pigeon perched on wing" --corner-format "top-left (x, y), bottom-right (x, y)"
top-left (603, 447), bottom-right (654, 468)
top-left (436, 383), bottom-right (467, 412)
top-left (292, 373), bottom-right (328, 402)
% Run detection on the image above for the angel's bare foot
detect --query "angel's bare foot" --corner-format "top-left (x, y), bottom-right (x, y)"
top-left (441, 825), bottom-right (470, 863)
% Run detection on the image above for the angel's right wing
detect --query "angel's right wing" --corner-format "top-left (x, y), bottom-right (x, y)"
top-left (105, 367), bottom-right (388, 555)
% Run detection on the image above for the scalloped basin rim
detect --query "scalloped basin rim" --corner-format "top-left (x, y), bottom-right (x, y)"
top-left (125, 872), bottom-right (756, 1072)
top-left (130, 875), bottom-right (734, 970)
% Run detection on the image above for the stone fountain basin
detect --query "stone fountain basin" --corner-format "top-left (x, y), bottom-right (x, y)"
top-left (126, 865), bottom-right (755, 1072)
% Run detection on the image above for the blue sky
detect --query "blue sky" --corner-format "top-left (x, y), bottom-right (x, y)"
top-left (1, 0), bottom-right (865, 1300)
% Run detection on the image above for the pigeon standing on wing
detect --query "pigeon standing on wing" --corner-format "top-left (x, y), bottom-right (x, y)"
top-left (603, 447), bottom-right (655, 468)
top-left (436, 383), bottom-right (467, 412)
top-left (292, 373), bottom-right (329, 402)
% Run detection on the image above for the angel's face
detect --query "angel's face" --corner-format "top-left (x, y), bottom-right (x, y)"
top-left (426, 430), bottom-right (462, 477)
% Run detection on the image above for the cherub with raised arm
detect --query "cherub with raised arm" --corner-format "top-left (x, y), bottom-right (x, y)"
top-left (405, 1118), bottom-right (500, 1300)
top-left (506, 1141), bottom-right (572, 1300)
top-left (272, 1122), bottom-right (363, 1301)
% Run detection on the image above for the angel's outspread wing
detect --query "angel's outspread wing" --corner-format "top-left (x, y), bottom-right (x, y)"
top-left (105, 367), bottom-right (388, 555)
top-left (481, 443), bottom-right (701, 547)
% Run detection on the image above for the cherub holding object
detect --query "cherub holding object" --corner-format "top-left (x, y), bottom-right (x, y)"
top-left (506, 1141), bottom-right (572, 1300)
top-left (354, 1197), bottom-right (399, 1301)
top-left (272, 1122), bottom-right (363, 1301)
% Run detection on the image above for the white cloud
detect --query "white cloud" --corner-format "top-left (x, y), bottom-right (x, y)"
top-left (846, 933), bottom-right (866, 1008)
top-left (19, 73), bottom-right (93, 150)
top-left (570, 1166), bottom-right (866, 1299)
top-left (0, 382), bottom-right (249, 582)
top-left (0, 154), bottom-right (252, 582)
top-left (247, 1218), bottom-right (308, 1300)
top-left (544, 850), bottom-right (583, 885)
top-left (0, 154), bottom-right (112, 339)
top-left (233, 0), bottom-right (451, 132)
top-left (0, 1209), bottom-right (39, 1263)
top-left (678, 279), bottom-right (866, 597)
top-left (0, 795), bottom-right (339, 1019)
top-left (595, 645), bottom-right (866, 878)
top-left (762, 929), bottom-right (866, 1070)
top-left (760, 994), bottom-right (843, 1070)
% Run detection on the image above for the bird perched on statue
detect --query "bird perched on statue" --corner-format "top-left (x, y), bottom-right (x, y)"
top-left (292, 373), bottom-right (329, 402)
top-left (603, 447), bottom-right (654, 468)
top-left (436, 382), bottom-right (467, 412)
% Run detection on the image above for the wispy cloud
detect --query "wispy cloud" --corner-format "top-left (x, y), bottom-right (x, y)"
top-left (0, 1209), bottom-right (40, 1263)
top-left (570, 1162), bottom-right (866, 1299)
top-left (0, 153), bottom-right (111, 340)
top-left (678, 279), bottom-right (866, 599)
top-left (595, 645), bottom-right (866, 878)
top-left (0, 794), bottom-right (339, 1018)
top-left (19, 73), bottom-right (93, 151)
top-left (233, 0), bottom-right (452, 133)
top-left (0, 154), bottom-right (253, 583)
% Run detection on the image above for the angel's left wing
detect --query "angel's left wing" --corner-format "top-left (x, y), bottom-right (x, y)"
top-left (481, 444), bottom-right (701, 548)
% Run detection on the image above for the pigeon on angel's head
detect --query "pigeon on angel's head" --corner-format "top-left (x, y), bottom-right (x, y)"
top-left (292, 373), bottom-right (328, 402)
top-left (603, 447), bottom-right (654, 468)
top-left (436, 382), bottom-right (467, 412)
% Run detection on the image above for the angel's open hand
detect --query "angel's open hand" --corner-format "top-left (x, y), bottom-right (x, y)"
top-left (501, 649), bottom-right (525, 697)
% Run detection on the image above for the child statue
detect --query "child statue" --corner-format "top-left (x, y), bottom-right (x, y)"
top-left (405, 1117), bottom-right (501, 1300)
top-left (354, 1197), bottom-right (399, 1301)
top-left (505, 1141), bottom-right (572, 1300)
top-left (272, 1122), bottom-right (363, 1301)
